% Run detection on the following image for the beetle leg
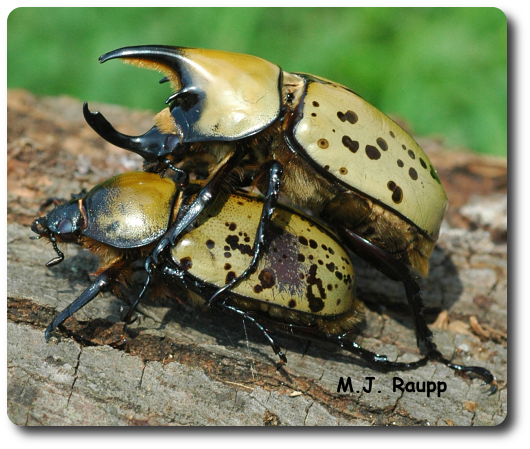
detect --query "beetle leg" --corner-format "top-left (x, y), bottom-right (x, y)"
top-left (259, 318), bottom-right (430, 372)
top-left (216, 302), bottom-right (287, 365)
top-left (120, 296), bottom-right (141, 324)
top-left (334, 334), bottom-right (430, 372)
top-left (206, 160), bottom-right (283, 309)
top-left (45, 268), bottom-right (115, 341)
top-left (338, 332), bottom-right (497, 392)
top-left (335, 225), bottom-right (497, 391)
top-left (335, 226), bottom-right (434, 350)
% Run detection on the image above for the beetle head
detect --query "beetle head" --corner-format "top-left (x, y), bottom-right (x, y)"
top-left (84, 46), bottom-right (282, 165)
top-left (31, 200), bottom-right (86, 267)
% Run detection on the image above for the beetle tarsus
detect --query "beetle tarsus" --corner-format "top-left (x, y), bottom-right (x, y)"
top-left (426, 348), bottom-right (497, 393)
top-left (217, 301), bottom-right (286, 365)
top-left (120, 304), bottom-right (140, 324)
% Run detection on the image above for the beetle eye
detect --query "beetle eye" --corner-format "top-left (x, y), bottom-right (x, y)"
top-left (170, 91), bottom-right (200, 112)
top-left (286, 93), bottom-right (294, 103)
top-left (57, 219), bottom-right (76, 241)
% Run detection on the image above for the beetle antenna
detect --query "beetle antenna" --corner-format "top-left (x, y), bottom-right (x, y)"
top-left (163, 160), bottom-right (189, 188)
top-left (46, 234), bottom-right (65, 267)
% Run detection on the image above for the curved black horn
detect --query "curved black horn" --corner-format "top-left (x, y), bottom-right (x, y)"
top-left (83, 102), bottom-right (180, 161)
top-left (99, 45), bottom-right (185, 72)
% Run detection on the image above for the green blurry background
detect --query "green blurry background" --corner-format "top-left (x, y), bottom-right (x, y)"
top-left (7, 7), bottom-right (507, 156)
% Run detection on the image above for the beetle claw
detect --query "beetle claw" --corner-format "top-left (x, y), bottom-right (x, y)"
top-left (119, 304), bottom-right (139, 324)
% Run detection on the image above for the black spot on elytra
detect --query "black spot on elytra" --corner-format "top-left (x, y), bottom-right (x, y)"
top-left (402, 144), bottom-right (407, 150)
top-left (339, 167), bottom-right (348, 175)
top-left (335, 271), bottom-right (343, 281)
top-left (226, 234), bottom-right (252, 256)
top-left (342, 135), bottom-right (359, 153)
top-left (318, 260), bottom-right (323, 265)
top-left (306, 264), bottom-right (326, 313)
top-left (365, 145), bottom-right (381, 160)
top-left (229, 222), bottom-right (237, 231)
top-left (254, 285), bottom-right (263, 293)
top-left (224, 263), bottom-right (231, 270)
top-left (309, 239), bottom-right (317, 249)
top-left (312, 101), bottom-right (320, 107)
top-left (311, 113), bottom-right (317, 117)
top-left (397, 159), bottom-right (404, 168)
top-left (297, 253), bottom-right (305, 262)
top-left (225, 271), bottom-right (236, 284)
top-left (345, 110), bottom-right (358, 124)
top-left (328, 247), bottom-right (335, 255)
top-left (337, 110), bottom-right (358, 124)
top-left (288, 299), bottom-right (297, 308)
top-left (206, 239), bottom-right (215, 249)
top-left (388, 181), bottom-right (404, 203)
top-left (409, 167), bottom-right (418, 180)
top-left (389, 131), bottom-right (396, 138)
top-left (180, 257), bottom-right (192, 270)
top-left (259, 269), bottom-right (276, 289)
top-left (408, 149), bottom-right (415, 159)
top-left (298, 236), bottom-right (308, 246)
top-left (376, 138), bottom-right (388, 151)
top-left (392, 186), bottom-right (403, 203)
top-left (327, 284), bottom-right (333, 291)
top-left (326, 262), bottom-right (335, 272)
top-left (224, 252), bottom-right (231, 258)
top-left (420, 158), bottom-right (427, 169)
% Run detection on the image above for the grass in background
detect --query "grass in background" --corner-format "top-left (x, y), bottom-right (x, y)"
top-left (7, 7), bottom-right (507, 156)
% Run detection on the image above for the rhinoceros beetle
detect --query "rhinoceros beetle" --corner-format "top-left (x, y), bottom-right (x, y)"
top-left (32, 171), bottom-right (405, 371)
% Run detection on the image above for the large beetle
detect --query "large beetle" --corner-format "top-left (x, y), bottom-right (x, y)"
top-left (81, 46), bottom-right (493, 389)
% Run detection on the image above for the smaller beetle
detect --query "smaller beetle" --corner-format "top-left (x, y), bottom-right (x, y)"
top-left (31, 172), bottom-right (496, 387)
